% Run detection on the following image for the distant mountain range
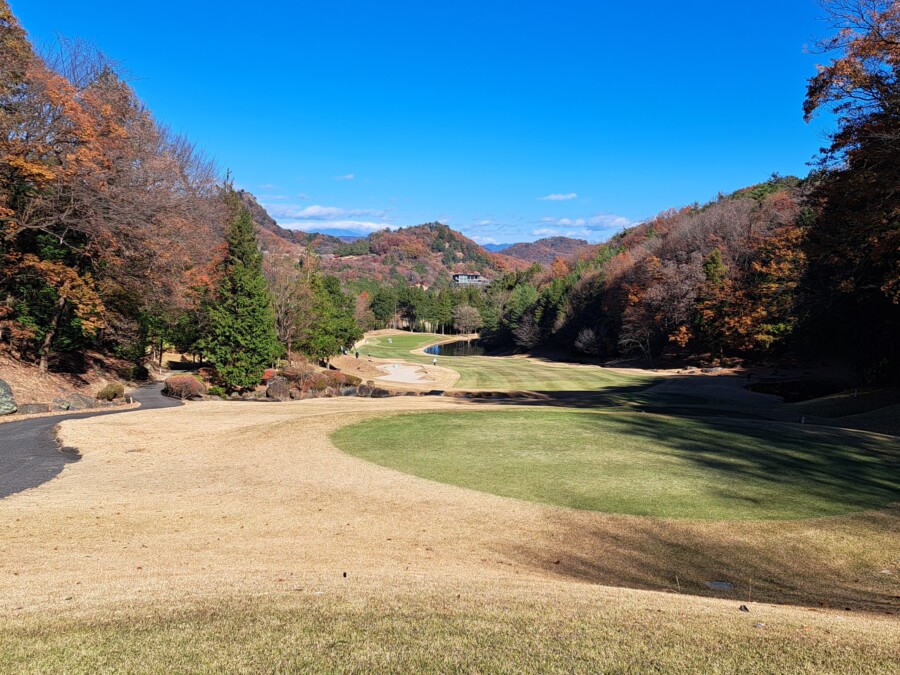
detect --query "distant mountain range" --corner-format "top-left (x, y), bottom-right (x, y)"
top-left (241, 191), bottom-right (594, 284)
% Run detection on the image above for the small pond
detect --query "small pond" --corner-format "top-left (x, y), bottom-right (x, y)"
top-left (425, 339), bottom-right (485, 357)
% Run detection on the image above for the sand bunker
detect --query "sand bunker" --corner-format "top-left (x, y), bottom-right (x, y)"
top-left (375, 363), bottom-right (433, 384)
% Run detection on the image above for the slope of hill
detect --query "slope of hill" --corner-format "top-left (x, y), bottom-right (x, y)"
top-left (503, 236), bottom-right (591, 265)
top-left (239, 191), bottom-right (346, 254)
top-left (321, 222), bottom-right (530, 287)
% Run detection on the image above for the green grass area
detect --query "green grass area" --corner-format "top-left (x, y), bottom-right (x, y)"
top-left (333, 410), bottom-right (900, 520)
top-left (790, 387), bottom-right (900, 418)
top-left (357, 332), bottom-right (444, 360)
top-left (359, 332), bottom-right (650, 392)
top-left (3, 591), bottom-right (897, 673)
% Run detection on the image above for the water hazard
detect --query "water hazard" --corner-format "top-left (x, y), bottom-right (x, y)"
top-left (424, 339), bottom-right (485, 356)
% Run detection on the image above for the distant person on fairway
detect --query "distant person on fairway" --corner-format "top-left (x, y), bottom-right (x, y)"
top-left (433, 357), bottom-right (437, 367)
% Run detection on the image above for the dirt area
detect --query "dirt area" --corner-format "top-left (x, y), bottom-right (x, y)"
top-left (0, 353), bottom-right (137, 407)
top-left (331, 354), bottom-right (388, 380)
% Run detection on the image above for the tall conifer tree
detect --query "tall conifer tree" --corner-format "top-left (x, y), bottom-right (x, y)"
top-left (203, 188), bottom-right (280, 390)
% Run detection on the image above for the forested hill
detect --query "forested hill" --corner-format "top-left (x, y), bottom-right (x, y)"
top-left (240, 196), bottom-right (532, 287)
top-left (320, 222), bottom-right (531, 287)
top-left (502, 236), bottom-right (592, 265)
top-left (239, 191), bottom-right (345, 254)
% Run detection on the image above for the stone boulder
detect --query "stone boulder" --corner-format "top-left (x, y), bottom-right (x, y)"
top-left (266, 378), bottom-right (291, 401)
top-left (289, 387), bottom-right (303, 400)
top-left (65, 393), bottom-right (97, 411)
top-left (51, 398), bottom-right (71, 411)
top-left (370, 387), bottom-right (391, 398)
top-left (0, 379), bottom-right (16, 416)
top-left (356, 384), bottom-right (372, 397)
top-left (17, 403), bottom-right (50, 414)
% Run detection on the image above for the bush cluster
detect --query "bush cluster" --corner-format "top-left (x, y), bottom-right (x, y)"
top-left (96, 382), bottom-right (125, 401)
top-left (279, 367), bottom-right (361, 392)
top-left (163, 375), bottom-right (207, 399)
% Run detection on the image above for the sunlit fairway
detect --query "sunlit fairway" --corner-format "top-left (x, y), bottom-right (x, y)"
top-left (333, 409), bottom-right (900, 520)
top-left (359, 332), bottom-right (651, 392)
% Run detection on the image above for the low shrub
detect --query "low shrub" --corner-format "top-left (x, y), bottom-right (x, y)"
top-left (277, 366), bottom-right (362, 393)
top-left (164, 375), bottom-right (207, 399)
top-left (207, 385), bottom-right (226, 398)
top-left (96, 383), bottom-right (125, 401)
top-left (305, 373), bottom-right (331, 391)
top-left (279, 361), bottom-right (317, 384)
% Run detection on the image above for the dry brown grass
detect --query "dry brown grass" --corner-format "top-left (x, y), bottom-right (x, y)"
top-left (1, 397), bottom-right (898, 670)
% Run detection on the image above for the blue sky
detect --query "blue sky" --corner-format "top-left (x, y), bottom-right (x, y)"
top-left (15, 1), bottom-right (833, 244)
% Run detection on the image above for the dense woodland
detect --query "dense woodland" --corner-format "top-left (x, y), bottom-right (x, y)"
top-left (0, 1), bottom-right (359, 389)
top-left (1, 0), bottom-right (898, 388)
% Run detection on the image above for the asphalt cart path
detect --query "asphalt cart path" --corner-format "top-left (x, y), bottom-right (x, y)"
top-left (0, 383), bottom-right (181, 499)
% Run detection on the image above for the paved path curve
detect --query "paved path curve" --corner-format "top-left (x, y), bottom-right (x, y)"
top-left (0, 382), bottom-right (181, 499)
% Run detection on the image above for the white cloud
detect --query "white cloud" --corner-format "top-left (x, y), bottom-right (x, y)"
top-left (478, 219), bottom-right (493, 226)
top-left (471, 235), bottom-right (500, 245)
top-left (259, 194), bottom-right (289, 201)
top-left (539, 193), bottom-right (577, 201)
top-left (532, 212), bottom-right (635, 242)
top-left (297, 193), bottom-right (312, 200)
top-left (280, 219), bottom-right (395, 234)
top-left (335, 174), bottom-right (355, 181)
top-left (259, 183), bottom-right (279, 190)
top-left (266, 204), bottom-right (388, 221)
top-left (588, 213), bottom-right (633, 229)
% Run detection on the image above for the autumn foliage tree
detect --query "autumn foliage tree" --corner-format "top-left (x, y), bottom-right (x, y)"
top-left (802, 0), bottom-right (900, 378)
top-left (1, 1), bottom-right (224, 373)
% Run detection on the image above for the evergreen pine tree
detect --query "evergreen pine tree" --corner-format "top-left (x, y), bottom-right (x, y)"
top-left (203, 189), bottom-right (281, 390)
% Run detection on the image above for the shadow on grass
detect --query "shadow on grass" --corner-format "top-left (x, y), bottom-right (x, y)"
top-left (482, 408), bottom-right (900, 611)
top-left (508, 505), bottom-right (900, 612)
top-left (467, 384), bottom-right (755, 417)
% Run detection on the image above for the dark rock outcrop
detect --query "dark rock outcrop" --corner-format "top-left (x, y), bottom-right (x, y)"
top-left (17, 403), bottom-right (50, 414)
top-left (65, 393), bottom-right (98, 411)
top-left (266, 379), bottom-right (291, 401)
top-left (51, 398), bottom-right (71, 411)
top-left (0, 379), bottom-right (16, 416)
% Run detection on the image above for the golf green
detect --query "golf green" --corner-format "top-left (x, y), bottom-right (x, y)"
top-left (332, 410), bottom-right (900, 520)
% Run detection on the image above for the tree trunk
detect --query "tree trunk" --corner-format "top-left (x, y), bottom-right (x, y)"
top-left (38, 295), bottom-right (67, 375)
